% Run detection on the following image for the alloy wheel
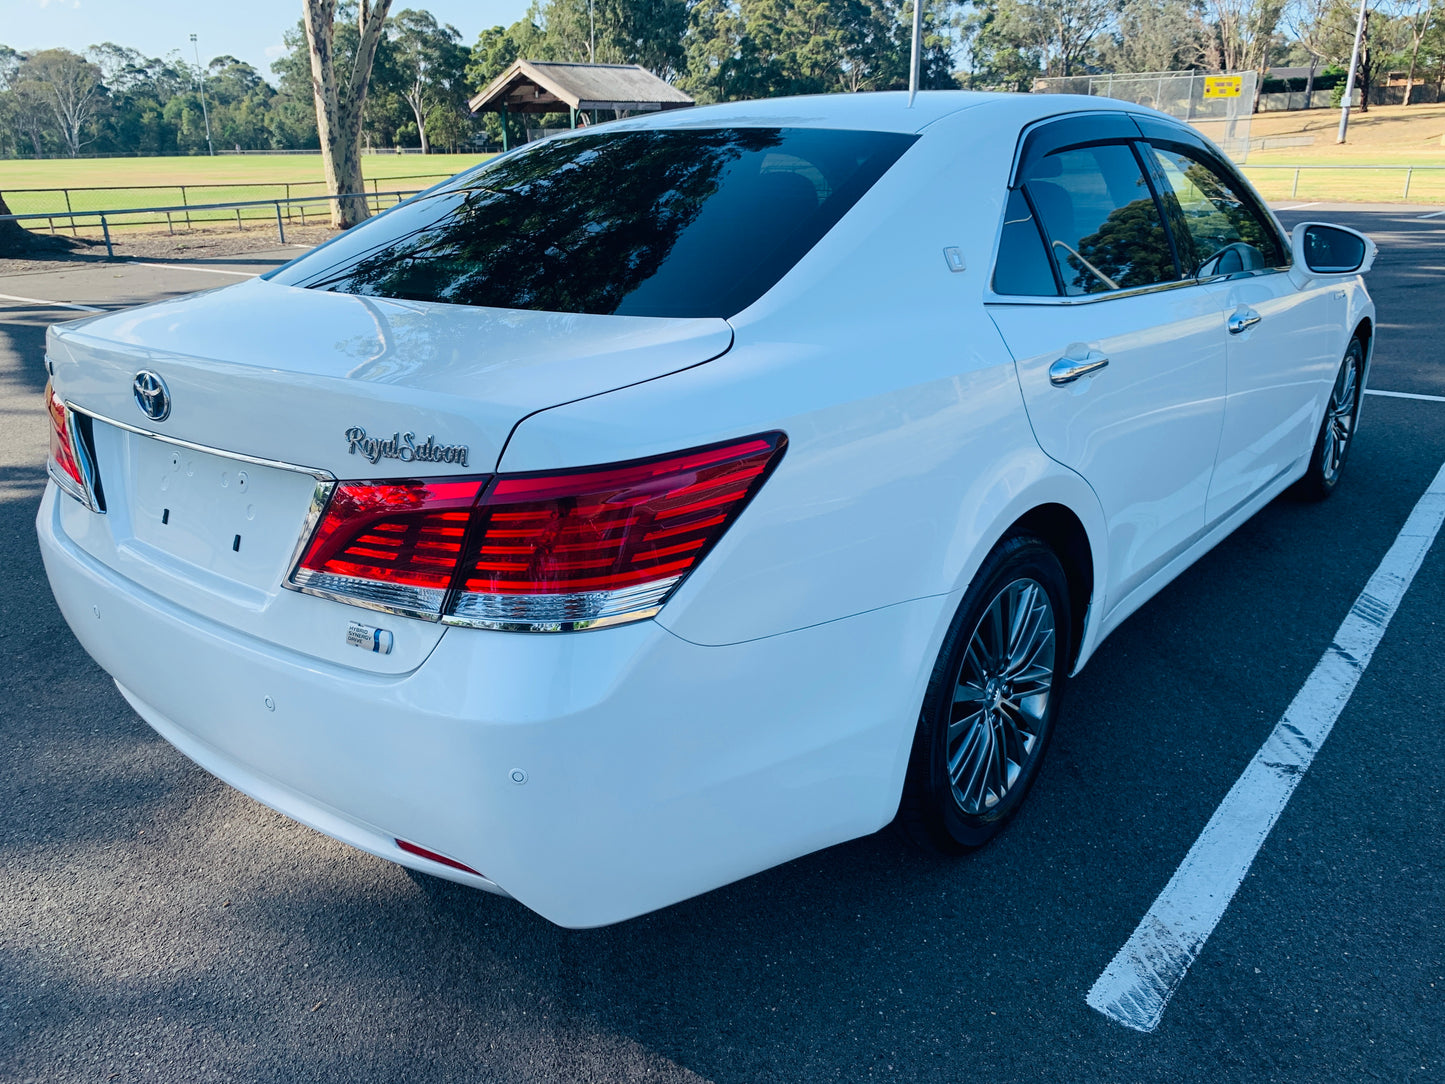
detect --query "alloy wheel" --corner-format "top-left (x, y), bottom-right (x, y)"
top-left (946, 578), bottom-right (1057, 816)
top-left (1322, 349), bottom-right (1361, 484)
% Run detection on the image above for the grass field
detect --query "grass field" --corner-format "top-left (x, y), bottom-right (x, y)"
top-left (1238, 102), bottom-right (1445, 202)
top-left (0, 153), bottom-right (492, 229)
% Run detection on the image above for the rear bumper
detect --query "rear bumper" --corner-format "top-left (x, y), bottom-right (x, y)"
top-left (39, 484), bottom-right (945, 927)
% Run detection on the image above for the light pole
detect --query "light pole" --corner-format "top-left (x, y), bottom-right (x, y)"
top-left (1336, 0), bottom-right (1369, 143)
top-left (189, 33), bottom-right (215, 156)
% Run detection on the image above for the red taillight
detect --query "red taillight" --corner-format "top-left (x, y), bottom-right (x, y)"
top-left (46, 381), bottom-right (88, 503)
top-left (288, 433), bottom-right (786, 630)
top-left (448, 435), bottom-right (785, 630)
top-left (291, 478), bottom-right (486, 617)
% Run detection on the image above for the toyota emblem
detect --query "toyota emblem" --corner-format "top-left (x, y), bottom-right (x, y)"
top-left (132, 370), bottom-right (171, 422)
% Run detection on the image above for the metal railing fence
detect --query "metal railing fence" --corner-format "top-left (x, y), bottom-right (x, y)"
top-left (1242, 163), bottom-right (1445, 200)
top-left (1, 174), bottom-right (454, 234)
top-left (0, 188), bottom-right (430, 257)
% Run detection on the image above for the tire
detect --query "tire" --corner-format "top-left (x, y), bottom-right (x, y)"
top-left (1293, 337), bottom-right (1365, 501)
top-left (896, 534), bottom-right (1072, 853)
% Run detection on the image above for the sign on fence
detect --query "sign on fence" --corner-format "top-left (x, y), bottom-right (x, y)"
top-left (1203, 75), bottom-right (1243, 99)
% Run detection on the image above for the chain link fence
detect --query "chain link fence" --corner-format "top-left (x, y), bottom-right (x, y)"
top-left (1032, 71), bottom-right (1257, 162)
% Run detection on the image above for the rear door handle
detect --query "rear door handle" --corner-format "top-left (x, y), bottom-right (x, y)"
top-left (1228, 309), bottom-right (1262, 334)
top-left (1049, 351), bottom-right (1109, 386)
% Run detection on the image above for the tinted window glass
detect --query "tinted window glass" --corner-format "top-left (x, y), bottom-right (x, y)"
top-left (993, 188), bottom-right (1058, 296)
top-left (271, 127), bottom-right (916, 318)
top-left (1022, 143), bottom-right (1178, 296)
top-left (1148, 146), bottom-right (1285, 276)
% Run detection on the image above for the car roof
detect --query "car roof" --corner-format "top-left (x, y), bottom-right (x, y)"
top-left (591, 90), bottom-right (1160, 136)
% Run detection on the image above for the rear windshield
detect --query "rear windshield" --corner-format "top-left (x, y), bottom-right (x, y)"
top-left (270, 127), bottom-right (916, 319)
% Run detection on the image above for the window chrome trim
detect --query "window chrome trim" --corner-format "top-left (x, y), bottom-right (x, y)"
top-left (985, 276), bottom-right (1200, 306)
top-left (984, 265), bottom-right (1293, 306)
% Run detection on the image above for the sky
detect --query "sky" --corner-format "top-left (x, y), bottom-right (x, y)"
top-left (7, 0), bottom-right (534, 80)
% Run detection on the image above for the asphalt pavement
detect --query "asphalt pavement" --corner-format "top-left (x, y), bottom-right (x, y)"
top-left (0, 216), bottom-right (1441, 1083)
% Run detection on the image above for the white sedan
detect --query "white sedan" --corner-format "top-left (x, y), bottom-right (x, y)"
top-left (38, 92), bottom-right (1375, 927)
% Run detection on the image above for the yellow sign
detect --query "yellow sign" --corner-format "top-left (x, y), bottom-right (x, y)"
top-left (1203, 75), bottom-right (1243, 99)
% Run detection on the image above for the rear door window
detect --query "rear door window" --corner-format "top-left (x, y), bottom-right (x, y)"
top-left (270, 127), bottom-right (916, 319)
top-left (1021, 143), bottom-right (1179, 296)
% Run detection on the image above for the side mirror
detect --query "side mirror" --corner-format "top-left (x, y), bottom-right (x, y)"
top-left (1290, 222), bottom-right (1376, 278)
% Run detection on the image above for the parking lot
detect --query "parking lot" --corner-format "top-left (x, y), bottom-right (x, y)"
top-left (1, 207), bottom-right (1441, 1083)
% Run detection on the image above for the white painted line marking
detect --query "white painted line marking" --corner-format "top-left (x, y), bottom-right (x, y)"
top-left (0, 292), bottom-right (104, 312)
top-left (1417, 209), bottom-right (1445, 219)
top-left (132, 262), bottom-right (256, 277)
top-left (1275, 202), bottom-right (1321, 211)
top-left (1087, 455), bottom-right (1445, 1033)
top-left (1367, 388), bottom-right (1445, 403)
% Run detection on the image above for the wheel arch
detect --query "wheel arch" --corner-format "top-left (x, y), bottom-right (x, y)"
top-left (1004, 503), bottom-right (1094, 673)
top-left (1354, 315), bottom-right (1373, 354)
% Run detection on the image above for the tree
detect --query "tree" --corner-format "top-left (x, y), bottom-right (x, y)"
top-left (1284, 0), bottom-right (1335, 98)
top-left (17, 49), bottom-right (104, 157)
top-left (1398, 0), bottom-right (1435, 102)
top-left (388, 9), bottom-right (467, 153)
top-left (1206, 0), bottom-right (1285, 109)
top-left (529, 0), bottom-right (689, 76)
top-left (987, 0), bottom-right (1118, 77)
top-left (300, 0), bottom-right (395, 228)
top-left (1101, 0), bottom-right (1211, 73)
top-left (1316, 0), bottom-right (1406, 112)
top-left (682, 0), bottom-right (955, 102)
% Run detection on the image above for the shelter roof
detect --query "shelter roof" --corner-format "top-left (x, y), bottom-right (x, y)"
top-left (468, 60), bottom-right (695, 115)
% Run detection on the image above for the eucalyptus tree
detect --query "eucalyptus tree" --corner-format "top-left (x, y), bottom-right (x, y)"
top-left (1102, 0), bottom-right (1212, 73)
top-left (1205, 0), bottom-right (1285, 108)
top-left (300, 0), bottom-right (394, 228)
top-left (16, 49), bottom-right (104, 157)
top-left (987, 0), bottom-right (1118, 77)
top-left (1397, 0), bottom-right (1435, 102)
top-left (682, 0), bottom-right (955, 102)
top-left (387, 9), bottom-right (468, 153)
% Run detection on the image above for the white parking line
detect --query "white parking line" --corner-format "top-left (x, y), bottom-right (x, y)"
top-left (1275, 202), bottom-right (1321, 211)
top-left (132, 262), bottom-right (256, 277)
top-left (1417, 209), bottom-right (1445, 220)
top-left (1367, 389), bottom-right (1445, 403)
top-left (0, 292), bottom-right (104, 313)
top-left (1087, 455), bottom-right (1445, 1033)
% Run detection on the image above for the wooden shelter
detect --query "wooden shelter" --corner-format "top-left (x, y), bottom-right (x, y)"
top-left (468, 60), bottom-right (694, 149)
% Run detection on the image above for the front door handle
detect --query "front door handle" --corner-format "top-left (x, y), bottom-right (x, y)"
top-left (1049, 351), bottom-right (1109, 386)
top-left (1228, 309), bottom-right (1262, 334)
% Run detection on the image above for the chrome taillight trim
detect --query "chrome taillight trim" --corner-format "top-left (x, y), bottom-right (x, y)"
top-left (442, 576), bottom-right (682, 633)
top-left (47, 458), bottom-right (91, 507)
top-left (289, 566), bottom-right (446, 622)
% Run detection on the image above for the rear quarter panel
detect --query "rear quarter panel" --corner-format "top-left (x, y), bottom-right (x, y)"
top-left (499, 108), bottom-right (1111, 651)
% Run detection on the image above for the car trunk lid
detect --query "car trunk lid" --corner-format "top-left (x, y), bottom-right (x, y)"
top-left (45, 279), bottom-right (732, 671)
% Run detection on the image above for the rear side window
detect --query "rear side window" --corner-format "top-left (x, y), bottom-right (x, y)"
top-left (1147, 146), bottom-right (1286, 276)
top-left (1021, 143), bottom-right (1178, 296)
top-left (271, 127), bottom-right (917, 319)
top-left (993, 188), bottom-right (1058, 296)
